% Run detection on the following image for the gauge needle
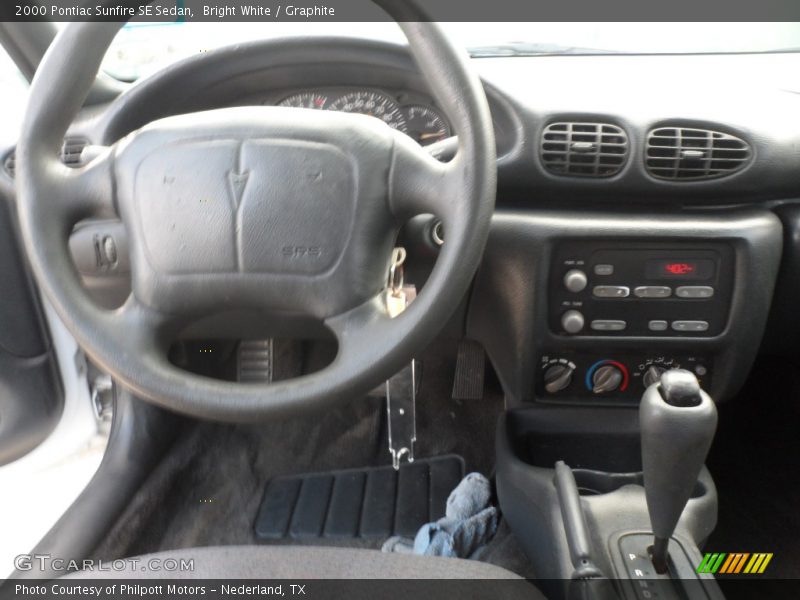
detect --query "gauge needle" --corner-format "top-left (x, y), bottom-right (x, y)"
top-left (420, 130), bottom-right (446, 140)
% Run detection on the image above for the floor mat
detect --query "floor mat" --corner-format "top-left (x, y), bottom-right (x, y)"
top-left (89, 340), bottom-right (526, 571)
top-left (254, 455), bottom-right (464, 540)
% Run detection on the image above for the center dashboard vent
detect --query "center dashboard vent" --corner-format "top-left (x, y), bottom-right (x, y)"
top-left (645, 127), bottom-right (752, 181)
top-left (541, 122), bottom-right (629, 177)
top-left (3, 137), bottom-right (89, 178)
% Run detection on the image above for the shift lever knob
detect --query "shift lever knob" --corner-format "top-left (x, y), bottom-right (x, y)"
top-left (640, 369), bottom-right (717, 574)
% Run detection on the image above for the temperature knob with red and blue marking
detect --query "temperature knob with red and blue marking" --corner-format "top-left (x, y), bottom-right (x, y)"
top-left (585, 360), bottom-right (629, 394)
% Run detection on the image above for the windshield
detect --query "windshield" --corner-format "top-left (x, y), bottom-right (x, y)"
top-left (100, 22), bottom-right (800, 81)
top-left (0, 47), bottom-right (29, 141)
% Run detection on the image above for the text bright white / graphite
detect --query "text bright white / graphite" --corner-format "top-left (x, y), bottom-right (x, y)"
top-left (204, 4), bottom-right (337, 17)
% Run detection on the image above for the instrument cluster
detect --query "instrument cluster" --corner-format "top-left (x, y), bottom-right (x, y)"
top-left (274, 88), bottom-right (451, 146)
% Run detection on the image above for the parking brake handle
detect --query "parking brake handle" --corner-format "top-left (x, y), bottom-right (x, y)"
top-left (640, 369), bottom-right (718, 574)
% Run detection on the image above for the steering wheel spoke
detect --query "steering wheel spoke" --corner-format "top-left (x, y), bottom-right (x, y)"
top-left (325, 293), bottom-right (391, 354)
top-left (388, 131), bottom-right (462, 221)
top-left (57, 146), bottom-right (117, 222)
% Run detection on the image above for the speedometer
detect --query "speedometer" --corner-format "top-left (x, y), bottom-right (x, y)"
top-left (328, 90), bottom-right (408, 133)
top-left (278, 92), bottom-right (329, 110)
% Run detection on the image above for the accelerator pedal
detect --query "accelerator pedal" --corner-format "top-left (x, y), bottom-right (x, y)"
top-left (237, 339), bottom-right (273, 382)
top-left (452, 339), bottom-right (486, 400)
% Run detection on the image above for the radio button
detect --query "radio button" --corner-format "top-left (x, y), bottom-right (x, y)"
top-left (634, 286), bottom-right (672, 298)
top-left (593, 264), bottom-right (614, 276)
top-left (563, 269), bottom-right (588, 293)
top-left (561, 310), bottom-right (585, 334)
top-left (676, 286), bottom-right (715, 299)
top-left (671, 320), bottom-right (710, 332)
top-left (593, 285), bottom-right (630, 298)
top-left (648, 320), bottom-right (669, 332)
top-left (590, 320), bottom-right (627, 331)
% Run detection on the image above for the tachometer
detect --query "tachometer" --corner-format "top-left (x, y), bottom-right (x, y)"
top-left (328, 90), bottom-right (407, 133)
top-left (278, 92), bottom-right (329, 110)
top-left (405, 105), bottom-right (451, 146)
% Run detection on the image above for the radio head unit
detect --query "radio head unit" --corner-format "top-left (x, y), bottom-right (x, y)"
top-left (548, 242), bottom-right (735, 338)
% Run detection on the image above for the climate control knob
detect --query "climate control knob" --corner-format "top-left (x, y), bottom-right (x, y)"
top-left (643, 366), bottom-right (667, 388)
top-left (592, 364), bottom-right (623, 394)
top-left (544, 364), bottom-right (575, 394)
top-left (561, 310), bottom-right (585, 334)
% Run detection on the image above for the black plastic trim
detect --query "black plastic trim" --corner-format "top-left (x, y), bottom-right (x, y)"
top-left (0, 171), bottom-right (62, 464)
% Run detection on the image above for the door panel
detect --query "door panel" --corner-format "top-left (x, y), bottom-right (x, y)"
top-left (0, 164), bottom-right (63, 465)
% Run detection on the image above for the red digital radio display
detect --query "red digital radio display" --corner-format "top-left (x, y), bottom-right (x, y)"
top-left (664, 262), bottom-right (696, 275)
top-left (645, 258), bottom-right (715, 280)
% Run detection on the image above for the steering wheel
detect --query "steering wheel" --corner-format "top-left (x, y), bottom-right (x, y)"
top-left (15, 12), bottom-right (496, 421)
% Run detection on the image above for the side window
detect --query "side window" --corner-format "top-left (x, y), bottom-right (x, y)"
top-left (0, 47), bottom-right (30, 142)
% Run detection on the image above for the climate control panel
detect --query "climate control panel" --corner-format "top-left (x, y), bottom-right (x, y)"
top-left (549, 241), bottom-right (735, 337)
top-left (537, 353), bottom-right (711, 402)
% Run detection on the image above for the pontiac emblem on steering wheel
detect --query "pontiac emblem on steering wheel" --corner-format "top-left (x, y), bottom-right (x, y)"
top-left (227, 168), bottom-right (250, 210)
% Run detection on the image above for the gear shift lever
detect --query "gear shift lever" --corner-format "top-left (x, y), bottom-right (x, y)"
top-left (640, 369), bottom-right (717, 574)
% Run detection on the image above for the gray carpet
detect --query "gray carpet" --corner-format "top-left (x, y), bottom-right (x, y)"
top-left (91, 340), bottom-right (535, 577)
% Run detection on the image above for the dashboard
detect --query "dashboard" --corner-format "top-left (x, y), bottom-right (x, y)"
top-left (4, 38), bottom-right (800, 202)
top-left (40, 38), bottom-right (798, 208)
top-left (2, 37), bottom-right (799, 408)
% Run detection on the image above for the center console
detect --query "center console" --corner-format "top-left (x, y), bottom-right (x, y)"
top-left (467, 207), bottom-right (782, 406)
top-left (496, 401), bottom-right (720, 599)
top-left (537, 240), bottom-right (732, 402)
top-left (464, 207), bottom-right (783, 599)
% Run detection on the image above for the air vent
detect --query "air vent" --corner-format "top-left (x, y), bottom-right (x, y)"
top-left (3, 138), bottom-right (89, 178)
top-left (61, 138), bottom-right (89, 166)
top-left (541, 122), bottom-right (628, 177)
top-left (645, 127), bottom-right (752, 181)
top-left (3, 151), bottom-right (15, 178)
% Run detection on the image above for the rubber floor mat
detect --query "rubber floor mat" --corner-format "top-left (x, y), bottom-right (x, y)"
top-left (254, 455), bottom-right (465, 540)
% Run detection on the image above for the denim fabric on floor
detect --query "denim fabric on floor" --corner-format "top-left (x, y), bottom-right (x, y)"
top-left (383, 472), bottom-right (499, 559)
